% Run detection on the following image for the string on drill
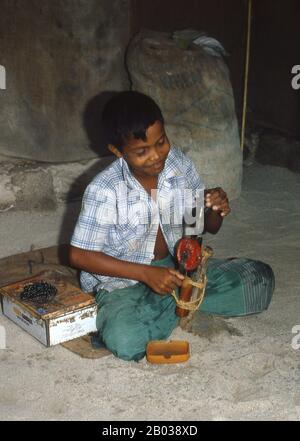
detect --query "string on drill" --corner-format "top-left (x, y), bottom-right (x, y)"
top-left (170, 276), bottom-right (208, 311)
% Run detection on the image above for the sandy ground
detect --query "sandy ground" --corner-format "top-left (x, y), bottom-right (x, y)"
top-left (0, 162), bottom-right (300, 421)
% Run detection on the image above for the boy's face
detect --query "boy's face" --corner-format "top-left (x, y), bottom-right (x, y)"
top-left (108, 121), bottom-right (170, 179)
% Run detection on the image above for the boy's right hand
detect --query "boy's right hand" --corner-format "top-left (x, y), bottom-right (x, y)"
top-left (143, 266), bottom-right (184, 295)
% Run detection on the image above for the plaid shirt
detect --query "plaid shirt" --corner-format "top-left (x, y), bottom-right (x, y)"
top-left (71, 147), bottom-right (205, 292)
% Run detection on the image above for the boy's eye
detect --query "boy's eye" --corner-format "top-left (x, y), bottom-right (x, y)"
top-left (135, 149), bottom-right (147, 157)
top-left (157, 136), bottom-right (165, 146)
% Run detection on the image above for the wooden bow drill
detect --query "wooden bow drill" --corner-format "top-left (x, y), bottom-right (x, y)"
top-left (172, 237), bottom-right (213, 329)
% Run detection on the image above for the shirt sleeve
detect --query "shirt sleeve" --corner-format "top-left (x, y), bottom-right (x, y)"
top-left (70, 182), bottom-right (116, 251)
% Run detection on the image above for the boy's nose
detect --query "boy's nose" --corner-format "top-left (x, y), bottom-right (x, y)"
top-left (149, 147), bottom-right (160, 161)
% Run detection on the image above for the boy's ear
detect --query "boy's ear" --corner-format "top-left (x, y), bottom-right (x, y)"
top-left (108, 144), bottom-right (123, 158)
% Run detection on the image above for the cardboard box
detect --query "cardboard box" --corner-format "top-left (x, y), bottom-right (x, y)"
top-left (0, 270), bottom-right (97, 346)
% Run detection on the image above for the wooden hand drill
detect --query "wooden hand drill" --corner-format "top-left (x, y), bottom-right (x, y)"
top-left (175, 236), bottom-right (213, 318)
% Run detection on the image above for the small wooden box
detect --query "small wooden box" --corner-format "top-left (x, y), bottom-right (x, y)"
top-left (0, 270), bottom-right (97, 346)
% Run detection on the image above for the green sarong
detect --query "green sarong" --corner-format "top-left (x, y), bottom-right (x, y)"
top-left (94, 255), bottom-right (274, 361)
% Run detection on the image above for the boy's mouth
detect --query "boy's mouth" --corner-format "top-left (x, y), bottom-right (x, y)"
top-left (150, 159), bottom-right (165, 170)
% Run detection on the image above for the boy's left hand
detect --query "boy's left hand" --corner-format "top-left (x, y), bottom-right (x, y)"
top-left (204, 187), bottom-right (231, 217)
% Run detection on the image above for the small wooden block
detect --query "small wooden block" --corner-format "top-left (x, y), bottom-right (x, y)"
top-left (61, 335), bottom-right (111, 359)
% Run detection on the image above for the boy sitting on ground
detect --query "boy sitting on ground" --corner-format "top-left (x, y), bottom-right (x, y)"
top-left (70, 91), bottom-right (274, 361)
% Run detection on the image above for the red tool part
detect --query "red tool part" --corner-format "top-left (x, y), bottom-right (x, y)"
top-left (175, 237), bottom-right (202, 318)
top-left (176, 237), bottom-right (202, 273)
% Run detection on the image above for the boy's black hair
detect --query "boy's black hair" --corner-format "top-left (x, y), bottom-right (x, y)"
top-left (102, 91), bottom-right (164, 150)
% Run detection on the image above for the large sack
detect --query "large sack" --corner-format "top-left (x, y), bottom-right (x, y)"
top-left (126, 30), bottom-right (242, 199)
